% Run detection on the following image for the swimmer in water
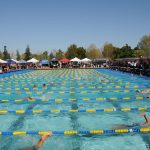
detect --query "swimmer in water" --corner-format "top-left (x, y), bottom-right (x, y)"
top-left (136, 89), bottom-right (150, 98)
top-left (21, 131), bottom-right (52, 150)
top-left (113, 113), bottom-right (150, 129)
top-left (43, 84), bottom-right (47, 89)
top-left (33, 84), bottom-right (37, 88)
top-left (24, 97), bottom-right (34, 101)
top-left (136, 89), bottom-right (150, 94)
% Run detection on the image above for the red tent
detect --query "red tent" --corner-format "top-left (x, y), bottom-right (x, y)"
top-left (59, 58), bottom-right (70, 63)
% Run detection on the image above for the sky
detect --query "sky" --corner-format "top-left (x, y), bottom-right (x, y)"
top-left (0, 0), bottom-right (150, 53)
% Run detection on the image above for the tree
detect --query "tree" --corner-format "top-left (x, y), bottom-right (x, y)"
top-left (138, 35), bottom-right (150, 56)
top-left (42, 51), bottom-right (48, 59)
top-left (65, 44), bottom-right (78, 59)
top-left (86, 44), bottom-right (102, 59)
top-left (112, 47), bottom-right (121, 59)
top-left (32, 53), bottom-right (42, 60)
top-left (119, 44), bottom-right (133, 58)
top-left (24, 45), bottom-right (32, 61)
top-left (76, 47), bottom-right (86, 59)
top-left (102, 43), bottom-right (114, 59)
top-left (56, 49), bottom-right (65, 59)
top-left (132, 49), bottom-right (146, 57)
top-left (3, 46), bottom-right (10, 59)
top-left (0, 51), bottom-right (3, 59)
top-left (16, 50), bottom-right (21, 60)
top-left (49, 52), bottom-right (54, 60)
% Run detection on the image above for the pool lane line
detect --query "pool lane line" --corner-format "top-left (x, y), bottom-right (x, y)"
top-left (0, 107), bottom-right (150, 115)
top-left (1, 128), bottom-right (150, 136)
top-left (0, 96), bottom-right (146, 103)
top-left (0, 87), bottom-right (143, 93)
top-left (0, 89), bottom-right (144, 95)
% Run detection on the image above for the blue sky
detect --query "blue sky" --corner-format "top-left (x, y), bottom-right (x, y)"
top-left (0, 0), bottom-right (150, 53)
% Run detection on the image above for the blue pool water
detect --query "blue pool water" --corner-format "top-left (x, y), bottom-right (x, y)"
top-left (0, 69), bottom-right (150, 150)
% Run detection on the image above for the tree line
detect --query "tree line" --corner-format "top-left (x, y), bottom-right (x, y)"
top-left (0, 35), bottom-right (150, 61)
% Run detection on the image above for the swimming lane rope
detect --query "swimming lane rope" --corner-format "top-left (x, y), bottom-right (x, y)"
top-left (0, 96), bottom-right (145, 104)
top-left (0, 106), bottom-right (149, 115)
top-left (0, 128), bottom-right (150, 135)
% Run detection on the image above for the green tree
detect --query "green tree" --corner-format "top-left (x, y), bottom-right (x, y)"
top-left (138, 35), bottom-right (150, 56)
top-left (56, 49), bottom-right (65, 59)
top-left (65, 44), bottom-right (78, 59)
top-left (3, 46), bottom-right (10, 59)
top-left (16, 50), bottom-right (21, 60)
top-left (86, 44), bottom-right (102, 59)
top-left (132, 49), bottom-right (146, 57)
top-left (24, 45), bottom-right (32, 61)
top-left (76, 47), bottom-right (86, 59)
top-left (49, 52), bottom-right (54, 60)
top-left (102, 43), bottom-right (114, 59)
top-left (32, 54), bottom-right (42, 60)
top-left (112, 47), bottom-right (121, 59)
top-left (0, 51), bottom-right (3, 59)
top-left (119, 44), bottom-right (133, 58)
top-left (42, 51), bottom-right (49, 59)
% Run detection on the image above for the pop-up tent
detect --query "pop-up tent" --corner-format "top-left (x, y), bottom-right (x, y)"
top-left (59, 58), bottom-right (70, 63)
top-left (27, 58), bottom-right (39, 63)
top-left (70, 57), bottom-right (81, 62)
top-left (40, 59), bottom-right (49, 65)
top-left (51, 58), bottom-right (58, 62)
top-left (81, 58), bottom-right (91, 62)
top-left (5, 59), bottom-right (18, 64)
top-left (0, 59), bottom-right (7, 63)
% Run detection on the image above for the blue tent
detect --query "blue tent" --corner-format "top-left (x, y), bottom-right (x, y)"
top-left (6, 59), bottom-right (16, 64)
top-left (40, 59), bottom-right (49, 65)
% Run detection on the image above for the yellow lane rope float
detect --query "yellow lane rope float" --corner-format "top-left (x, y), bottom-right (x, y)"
top-left (0, 106), bottom-right (149, 115)
top-left (0, 128), bottom-right (150, 135)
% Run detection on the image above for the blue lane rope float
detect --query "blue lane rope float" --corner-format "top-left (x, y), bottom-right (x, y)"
top-left (0, 96), bottom-right (145, 104)
top-left (0, 128), bottom-right (150, 135)
top-left (0, 106), bottom-right (149, 115)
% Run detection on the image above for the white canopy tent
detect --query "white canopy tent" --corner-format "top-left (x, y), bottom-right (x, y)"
top-left (27, 58), bottom-right (39, 63)
top-left (70, 57), bottom-right (81, 62)
top-left (0, 59), bottom-right (7, 63)
top-left (81, 58), bottom-right (91, 62)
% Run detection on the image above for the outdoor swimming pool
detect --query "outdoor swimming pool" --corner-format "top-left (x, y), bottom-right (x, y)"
top-left (0, 69), bottom-right (150, 150)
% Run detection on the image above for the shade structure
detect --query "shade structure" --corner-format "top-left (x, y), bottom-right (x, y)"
top-left (5, 59), bottom-right (17, 64)
top-left (0, 59), bottom-right (7, 63)
top-left (18, 59), bottom-right (27, 64)
top-left (81, 58), bottom-right (91, 62)
top-left (11, 59), bottom-right (19, 63)
top-left (27, 58), bottom-right (39, 63)
top-left (59, 58), bottom-right (70, 63)
top-left (51, 58), bottom-right (58, 62)
top-left (70, 57), bottom-right (81, 62)
top-left (40, 59), bottom-right (49, 65)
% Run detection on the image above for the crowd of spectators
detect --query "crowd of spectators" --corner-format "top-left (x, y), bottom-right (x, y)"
top-left (110, 57), bottom-right (150, 76)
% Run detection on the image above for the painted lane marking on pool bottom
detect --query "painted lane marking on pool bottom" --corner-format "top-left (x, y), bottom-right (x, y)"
top-left (0, 107), bottom-right (149, 115)
top-left (0, 128), bottom-right (150, 135)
